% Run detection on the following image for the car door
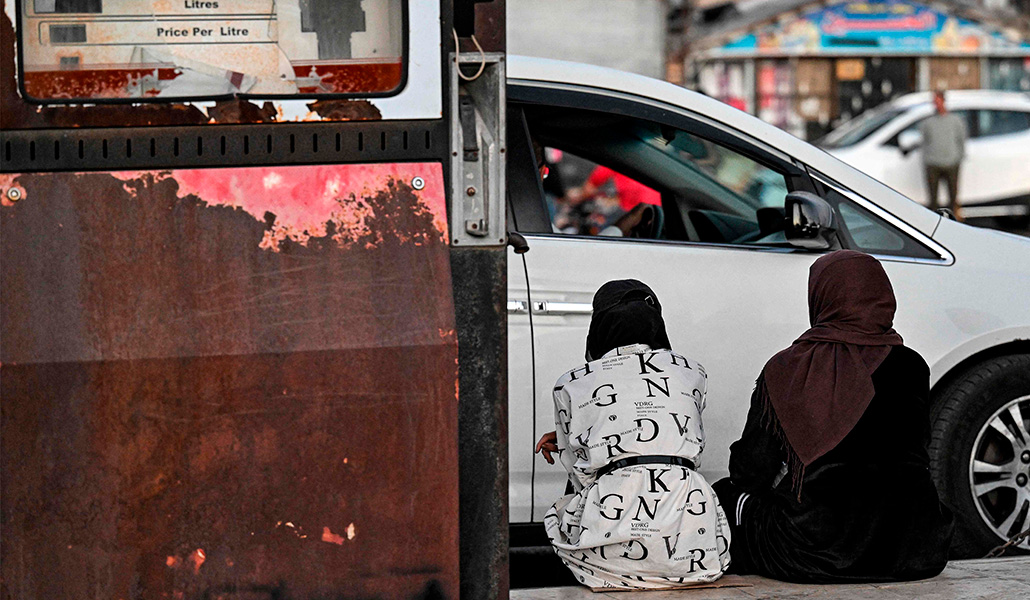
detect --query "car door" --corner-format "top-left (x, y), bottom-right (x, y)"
top-left (879, 116), bottom-right (930, 204)
top-left (960, 109), bottom-right (1030, 207)
top-left (506, 106), bottom-right (547, 523)
top-left (506, 84), bottom-right (952, 523)
top-left (881, 109), bottom-right (976, 206)
top-left (508, 247), bottom-right (534, 522)
top-left (506, 88), bottom-right (824, 521)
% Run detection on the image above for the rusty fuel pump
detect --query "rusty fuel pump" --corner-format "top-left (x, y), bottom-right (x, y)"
top-left (1, 1), bottom-right (509, 598)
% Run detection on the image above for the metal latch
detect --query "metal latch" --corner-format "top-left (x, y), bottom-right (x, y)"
top-left (450, 50), bottom-right (506, 246)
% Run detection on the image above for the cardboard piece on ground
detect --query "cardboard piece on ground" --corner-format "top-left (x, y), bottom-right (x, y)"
top-left (590, 575), bottom-right (753, 593)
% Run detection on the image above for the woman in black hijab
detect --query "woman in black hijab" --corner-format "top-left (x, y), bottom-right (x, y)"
top-left (583, 279), bottom-right (672, 361)
top-left (713, 250), bottom-right (953, 583)
top-left (535, 280), bottom-right (731, 589)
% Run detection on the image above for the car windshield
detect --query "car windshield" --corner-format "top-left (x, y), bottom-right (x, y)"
top-left (819, 107), bottom-right (908, 149)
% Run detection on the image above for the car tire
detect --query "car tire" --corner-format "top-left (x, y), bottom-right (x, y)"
top-left (929, 354), bottom-right (1030, 558)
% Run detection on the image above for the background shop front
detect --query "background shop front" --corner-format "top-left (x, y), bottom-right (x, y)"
top-left (690, 1), bottom-right (1030, 140)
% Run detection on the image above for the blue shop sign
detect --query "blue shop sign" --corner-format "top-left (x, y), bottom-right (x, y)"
top-left (716, 0), bottom-right (1030, 55)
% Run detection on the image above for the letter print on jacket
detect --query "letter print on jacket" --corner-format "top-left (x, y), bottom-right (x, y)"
top-left (544, 343), bottom-right (731, 589)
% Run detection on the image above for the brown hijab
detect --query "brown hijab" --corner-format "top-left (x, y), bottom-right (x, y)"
top-left (760, 250), bottom-right (904, 488)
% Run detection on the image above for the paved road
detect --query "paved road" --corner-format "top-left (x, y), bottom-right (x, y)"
top-left (511, 556), bottom-right (1030, 599)
top-left (968, 217), bottom-right (1029, 238)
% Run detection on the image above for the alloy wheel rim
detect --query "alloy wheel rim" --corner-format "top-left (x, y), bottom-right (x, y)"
top-left (968, 395), bottom-right (1030, 550)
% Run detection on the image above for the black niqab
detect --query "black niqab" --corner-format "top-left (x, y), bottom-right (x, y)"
top-left (585, 280), bottom-right (672, 361)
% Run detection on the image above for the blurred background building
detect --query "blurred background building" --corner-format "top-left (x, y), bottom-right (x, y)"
top-left (508, 1), bottom-right (1030, 140)
top-left (507, 0), bottom-right (668, 78)
top-left (687, 1), bottom-right (1030, 139)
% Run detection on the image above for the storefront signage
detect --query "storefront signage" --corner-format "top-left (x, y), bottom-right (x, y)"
top-left (835, 58), bottom-right (866, 80)
top-left (714, 0), bottom-right (1030, 56)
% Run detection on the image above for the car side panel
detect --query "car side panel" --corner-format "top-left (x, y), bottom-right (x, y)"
top-left (521, 237), bottom-right (816, 517)
top-left (518, 235), bottom-right (1030, 522)
top-left (960, 129), bottom-right (1030, 205)
top-left (919, 218), bottom-right (1030, 382)
top-left (508, 247), bottom-right (535, 522)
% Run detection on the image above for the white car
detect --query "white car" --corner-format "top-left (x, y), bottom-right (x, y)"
top-left (505, 57), bottom-right (1030, 557)
top-left (820, 90), bottom-right (1030, 221)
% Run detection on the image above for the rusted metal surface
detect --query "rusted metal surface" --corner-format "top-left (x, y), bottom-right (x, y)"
top-left (292, 62), bottom-right (404, 95)
top-left (0, 9), bottom-right (205, 129)
top-left (205, 100), bottom-right (280, 124)
top-left (305, 100), bottom-right (384, 121)
top-left (475, 0), bottom-right (506, 53)
top-left (19, 62), bottom-right (403, 103)
top-left (452, 248), bottom-right (510, 600)
top-left (1, 165), bottom-right (459, 599)
top-left (21, 66), bottom-right (185, 101)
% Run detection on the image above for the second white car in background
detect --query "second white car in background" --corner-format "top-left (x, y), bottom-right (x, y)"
top-left (820, 90), bottom-right (1030, 221)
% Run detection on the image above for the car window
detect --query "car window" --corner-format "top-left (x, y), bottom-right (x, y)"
top-left (837, 202), bottom-right (906, 252)
top-left (886, 109), bottom-right (976, 146)
top-left (658, 132), bottom-right (790, 245)
top-left (661, 131), bottom-right (789, 211)
top-left (544, 150), bottom-right (662, 236)
top-left (977, 110), bottom-right (1030, 137)
top-left (523, 105), bottom-right (792, 246)
top-left (819, 107), bottom-right (907, 149)
top-left (812, 177), bottom-right (939, 260)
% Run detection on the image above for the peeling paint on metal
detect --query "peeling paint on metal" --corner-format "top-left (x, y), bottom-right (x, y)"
top-left (206, 98), bottom-right (279, 124)
top-left (1, 174), bottom-right (25, 205)
top-left (306, 99), bottom-right (383, 121)
top-left (189, 548), bottom-right (206, 574)
top-left (321, 526), bottom-right (345, 545)
top-left (1, 162), bottom-right (459, 599)
top-left (98, 163), bottom-right (447, 252)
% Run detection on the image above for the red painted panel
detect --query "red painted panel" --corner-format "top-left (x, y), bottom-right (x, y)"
top-left (292, 61), bottom-right (404, 95)
top-left (19, 62), bottom-right (403, 100)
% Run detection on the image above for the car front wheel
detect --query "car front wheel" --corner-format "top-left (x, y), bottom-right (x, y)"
top-left (930, 354), bottom-right (1030, 558)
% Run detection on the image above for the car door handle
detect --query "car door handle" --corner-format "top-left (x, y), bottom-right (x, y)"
top-left (507, 300), bottom-right (528, 314)
top-left (532, 301), bottom-right (593, 315)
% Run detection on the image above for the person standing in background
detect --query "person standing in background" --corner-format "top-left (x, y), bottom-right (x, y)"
top-left (920, 90), bottom-right (967, 220)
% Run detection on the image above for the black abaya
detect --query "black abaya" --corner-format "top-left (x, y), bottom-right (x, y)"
top-left (713, 345), bottom-right (953, 583)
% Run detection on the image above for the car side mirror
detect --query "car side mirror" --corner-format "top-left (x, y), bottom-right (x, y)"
top-left (897, 130), bottom-right (923, 156)
top-left (784, 191), bottom-right (838, 250)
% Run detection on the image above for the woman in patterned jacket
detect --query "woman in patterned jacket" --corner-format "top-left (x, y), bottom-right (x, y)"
top-left (534, 279), bottom-right (731, 590)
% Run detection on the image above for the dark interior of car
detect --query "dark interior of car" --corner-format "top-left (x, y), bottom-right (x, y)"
top-left (513, 103), bottom-right (792, 246)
